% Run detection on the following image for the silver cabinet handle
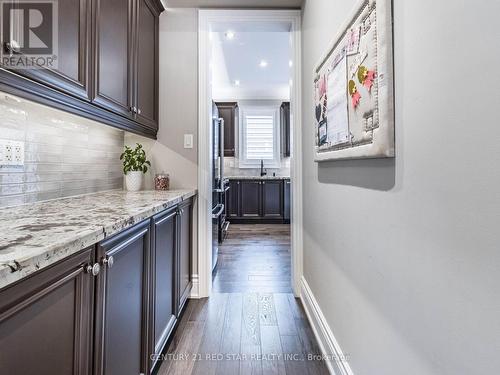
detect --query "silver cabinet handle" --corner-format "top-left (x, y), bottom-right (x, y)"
top-left (102, 255), bottom-right (114, 268)
top-left (85, 263), bottom-right (101, 276)
top-left (137, 108), bottom-right (142, 115)
top-left (131, 106), bottom-right (137, 113)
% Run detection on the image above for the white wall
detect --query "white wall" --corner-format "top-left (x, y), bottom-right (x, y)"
top-left (301, 1), bottom-right (500, 374)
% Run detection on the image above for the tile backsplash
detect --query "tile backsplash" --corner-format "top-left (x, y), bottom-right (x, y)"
top-left (0, 92), bottom-right (124, 207)
top-left (224, 157), bottom-right (291, 178)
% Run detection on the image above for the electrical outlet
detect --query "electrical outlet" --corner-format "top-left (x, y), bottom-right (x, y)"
top-left (0, 140), bottom-right (24, 166)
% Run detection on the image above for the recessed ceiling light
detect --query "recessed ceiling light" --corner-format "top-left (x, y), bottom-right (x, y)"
top-left (234, 80), bottom-right (240, 86)
top-left (289, 60), bottom-right (293, 67)
top-left (259, 60), bottom-right (268, 68)
top-left (225, 30), bottom-right (235, 40)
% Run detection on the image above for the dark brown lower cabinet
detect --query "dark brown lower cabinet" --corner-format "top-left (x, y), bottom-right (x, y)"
top-left (94, 219), bottom-right (151, 375)
top-left (240, 180), bottom-right (262, 218)
top-left (227, 179), bottom-right (289, 223)
top-left (0, 247), bottom-right (94, 375)
top-left (150, 207), bottom-right (177, 371)
top-left (262, 180), bottom-right (284, 219)
top-left (177, 199), bottom-right (193, 316)
top-left (0, 199), bottom-right (193, 375)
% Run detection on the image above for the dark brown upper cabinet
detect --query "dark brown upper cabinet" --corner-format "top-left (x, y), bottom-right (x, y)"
top-left (0, 247), bottom-right (95, 375)
top-left (281, 102), bottom-right (291, 157)
top-left (134, 0), bottom-right (161, 129)
top-left (0, 0), bottom-right (163, 139)
top-left (92, 0), bottom-right (135, 118)
top-left (1, 0), bottom-right (92, 101)
top-left (216, 102), bottom-right (238, 157)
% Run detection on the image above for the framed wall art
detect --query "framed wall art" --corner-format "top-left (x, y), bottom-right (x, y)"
top-left (313, 0), bottom-right (394, 161)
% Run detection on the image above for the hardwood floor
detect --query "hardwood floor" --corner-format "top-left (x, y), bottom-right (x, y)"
top-left (158, 224), bottom-right (329, 375)
top-left (214, 224), bottom-right (292, 293)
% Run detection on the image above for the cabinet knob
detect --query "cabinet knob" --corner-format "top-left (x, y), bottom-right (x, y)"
top-left (85, 263), bottom-right (101, 276)
top-left (131, 106), bottom-right (137, 113)
top-left (137, 108), bottom-right (142, 115)
top-left (102, 255), bottom-right (114, 268)
top-left (5, 40), bottom-right (20, 53)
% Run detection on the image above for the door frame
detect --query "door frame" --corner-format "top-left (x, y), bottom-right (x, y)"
top-left (197, 9), bottom-right (303, 298)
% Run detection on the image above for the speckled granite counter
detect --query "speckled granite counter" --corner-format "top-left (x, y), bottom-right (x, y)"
top-left (226, 176), bottom-right (290, 180)
top-left (0, 189), bottom-right (196, 290)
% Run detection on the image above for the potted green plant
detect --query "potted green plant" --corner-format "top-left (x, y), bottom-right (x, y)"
top-left (120, 143), bottom-right (151, 191)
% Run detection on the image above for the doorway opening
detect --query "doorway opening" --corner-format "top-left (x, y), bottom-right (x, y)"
top-left (197, 9), bottom-right (303, 299)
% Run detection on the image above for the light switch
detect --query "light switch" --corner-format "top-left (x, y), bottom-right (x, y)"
top-left (184, 134), bottom-right (193, 149)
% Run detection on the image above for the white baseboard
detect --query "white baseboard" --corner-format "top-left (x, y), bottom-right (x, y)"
top-left (300, 276), bottom-right (354, 375)
top-left (190, 274), bottom-right (200, 298)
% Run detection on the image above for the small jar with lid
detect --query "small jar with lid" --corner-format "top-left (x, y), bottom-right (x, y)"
top-left (154, 173), bottom-right (170, 191)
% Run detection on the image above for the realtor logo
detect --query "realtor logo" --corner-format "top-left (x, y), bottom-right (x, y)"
top-left (0, 0), bottom-right (58, 68)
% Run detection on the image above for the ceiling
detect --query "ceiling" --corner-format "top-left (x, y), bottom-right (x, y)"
top-left (211, 28), bottom-right (291, 100)
top-left (164, 0), bottom-right (302, 8)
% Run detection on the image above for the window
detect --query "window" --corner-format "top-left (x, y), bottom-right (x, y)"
top-left (239, 106), bottom-right (281, 168)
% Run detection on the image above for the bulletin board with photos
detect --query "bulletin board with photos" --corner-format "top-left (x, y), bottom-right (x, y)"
top-left (313, 0), bottom-right (395, 161)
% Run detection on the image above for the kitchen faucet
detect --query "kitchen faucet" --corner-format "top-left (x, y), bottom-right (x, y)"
top-left (260, 159), bottom-right (267, 177)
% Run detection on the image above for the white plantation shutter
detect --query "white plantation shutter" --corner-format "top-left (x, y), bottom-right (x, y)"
top-left (245, 115), bottom-right (274, 160)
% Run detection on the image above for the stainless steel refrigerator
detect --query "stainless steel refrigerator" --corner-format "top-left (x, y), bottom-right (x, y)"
top-left (211, 102), bottom-right (224, 272)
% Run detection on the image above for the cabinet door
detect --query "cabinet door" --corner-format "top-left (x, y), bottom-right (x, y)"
top-left (216, 102), bottom-right (237, 157)
top-left (93, 0), bottom-right (134, 118)
top-left (240, 180), bottom-right (262, 218)
top-left (177, 199), bottom-right (192, 315)
top-left (284, 179), bottom-right (291, 222)
top-left (134, 0), bottom-right (159, 130)
top-left (94, 220), bottom-right (150, 375)
top-left (151, 208), bottom-right (177, 369)
top-left (1, 0), bottom-right (91, 100)
top-left (0, 248), bottom-right (94, 375)
top-left (227, 180), bottom-right (241, 218)
top-left (262, 180), bottom-right (284, 218)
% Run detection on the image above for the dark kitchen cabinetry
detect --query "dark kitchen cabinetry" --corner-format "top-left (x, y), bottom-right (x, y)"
top-left (93, 0), bottom-right (135, 118)
top-left (177, 199), bottom-right (193, 315)
top-left (241, 180), bottom-right (262, 218)
top-left (2, 0), bottom-right (92, 101)
top-left (0, 198), bottom-right (193, 375)
top-left (134, 0), bottom-right (160, 129)
top-left (94, 220), bottom-right (151, 375)
top-left (0, 0), bottom-right (164, 138)
top-left (227, 180), bottom-right (241, 217)
top-left (284, 179), bottom-right (291, 223)
top-left (281, 102), bottom-right (291, 157)
top-left (262, 180), bottom-right (284, 219)
top-left (150, 208), bottom-right (177, 371)
top-left (227, 179), bottom-right (290, 223)
top-left (0, 247), bottom-right (94, 375)
top-left (215, 102), bottom-right (238, 156)
top-left (93, 0), bottom-right (162, 126)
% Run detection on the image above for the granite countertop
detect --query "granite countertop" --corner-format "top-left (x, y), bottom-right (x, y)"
top-left (0, 189), bottom-right (196, 290)
top-left (226, 175), bottom-right (290, 180)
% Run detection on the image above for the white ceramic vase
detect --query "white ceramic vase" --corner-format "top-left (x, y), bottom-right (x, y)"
top-left (125, 171), bottom-right (143, 191)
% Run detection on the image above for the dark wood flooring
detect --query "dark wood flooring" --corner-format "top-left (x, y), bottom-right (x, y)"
top-left (158, 224), bottom-right (329, 375)
top-left (214, 224), bottom-right (292, 293)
